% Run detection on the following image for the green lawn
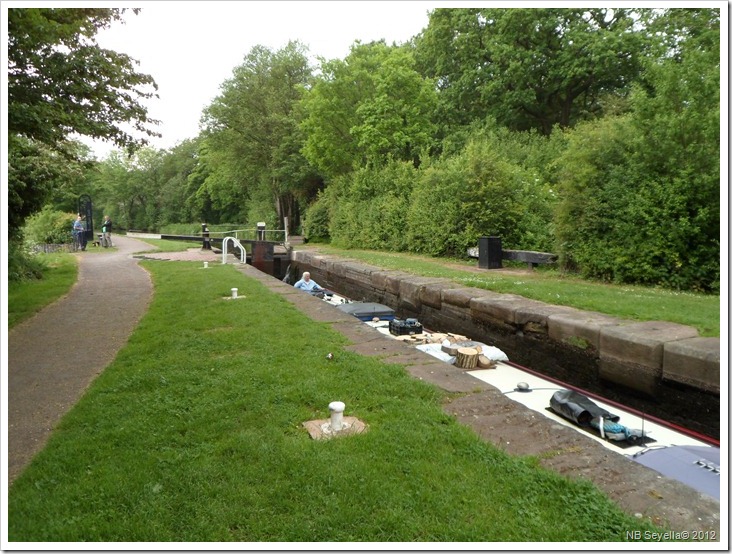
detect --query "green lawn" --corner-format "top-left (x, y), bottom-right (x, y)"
top-left (8, 260), bottom-right (663, 542)
top-left (302, 246), bottom-right (720, 337)
top-left (136, 238), bottom-right (199, 252)
top-left (7, 253), bottom-right (78, 329)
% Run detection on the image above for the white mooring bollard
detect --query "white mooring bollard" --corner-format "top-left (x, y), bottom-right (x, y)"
top-left (329, 401), bottom-right (346, 432)
top-left (204, 261), bottom-right (209, 269)
top-left (231, 288), bottom-right (238, 299)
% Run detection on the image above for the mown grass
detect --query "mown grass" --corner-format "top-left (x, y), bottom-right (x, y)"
top-left (135, 238), bottom-right (199, 252)
top-left (7, 253), bottom-right (78, 330)
top-left (303, 246), bottom-right (721, 337)
top-left (8, 260), bottom-right (663, 542)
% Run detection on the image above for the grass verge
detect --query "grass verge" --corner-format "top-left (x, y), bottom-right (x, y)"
top-left (7, 253), bottom-right (78, 330)
top-left (134, 238), bottom-right (199, 252)
top-left (8, 260), bottom-right (662, 542)
top-left (303, 246), bottom-right (720, 337)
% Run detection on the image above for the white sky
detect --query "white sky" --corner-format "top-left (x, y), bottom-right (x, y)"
top-left (79, 1), bottom-right (442, 157)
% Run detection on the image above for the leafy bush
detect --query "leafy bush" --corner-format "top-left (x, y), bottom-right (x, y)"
top-left (23, 207), bottom-right (76, 244)
top-left (408, 137), bottom-right (555, 257)
top-left (554, 108), bottom-right (719, 293)
top-left (328, 161), bottom-right (417, 250)
top-left (321, 135), bottom-right (556, 258)
top-left (406, 162), bottom-right (464, 256)
top-left (302, 190), bottom-right (332, 242)
top-left (8, 239), bottom-right (47, 283)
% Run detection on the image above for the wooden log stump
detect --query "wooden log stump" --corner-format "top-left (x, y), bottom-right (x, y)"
top-left (442, 343), bottom-right (460, 356)
top-left (455, 347), bottom-right (479, 369)
top-left (477, 355), bottom-right (496, 369)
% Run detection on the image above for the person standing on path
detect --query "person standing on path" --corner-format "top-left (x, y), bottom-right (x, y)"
top-left (102, 215), bottom-right (113, 247)
top-left (72, 215), bottom-right (86, 251)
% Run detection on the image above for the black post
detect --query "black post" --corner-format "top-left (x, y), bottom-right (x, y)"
top-left (78, 194), bottom-right (94, 243)
top-left (478, 236), bottom-right (502, 269)
top-left (202, 223), bottom-right (211, 250)
top-left (256, 222), bottom-right (266, 241)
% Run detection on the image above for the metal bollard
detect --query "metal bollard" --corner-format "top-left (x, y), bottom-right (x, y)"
top-left (329, 401), bottom-right (345, 431)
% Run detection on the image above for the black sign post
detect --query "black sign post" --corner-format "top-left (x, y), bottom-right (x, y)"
top-left (78, 194), bottom-right (94, 242)
top-left (201, 223), bottom-right (211, 250)
top-left (478, 236), bottom-right (503, 269)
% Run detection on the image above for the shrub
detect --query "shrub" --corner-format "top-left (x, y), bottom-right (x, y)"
top-left (302, 190), bottom-right (332, 242)
top-left (328, 161), bottom-right (417, 250)
top-left (8, 239), bottom-right (47, 282)
top-left (554, 114), bottom-right (719, 293)
top-left (408, 137), bottom-right (554, 257)
top-left (23, 207), bottom-right (77, 245)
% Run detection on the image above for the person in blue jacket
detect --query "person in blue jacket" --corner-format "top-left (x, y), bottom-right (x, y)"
top-left (72, 215), bottom-right (86, 251)
top-left (293, 272), bottom-right (330, 297)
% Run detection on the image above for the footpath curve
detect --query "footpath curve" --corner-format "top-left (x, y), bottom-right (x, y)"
top-left (7, 236), bottom-right (158, 484)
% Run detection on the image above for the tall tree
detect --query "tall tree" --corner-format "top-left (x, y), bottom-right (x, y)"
top-left (415, 8), bottom-right (645, 135)
top-left (7, 8), bottom-right (159, 238)
top-left (554, 8), bottom-right (720, 291)
top-left (156, 139), bottom-right (202, 227)
top-left (300, 41), bottom-right (438, 178)
top-left (8, 8), bottom-right (158, 150)
top-left (92, 147), bottom-right (164, 231)
top-left (201, 41), bottom-right (315, 232)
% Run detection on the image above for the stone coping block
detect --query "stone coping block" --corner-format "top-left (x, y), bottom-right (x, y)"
top-left (340, 261), bottom-right (377, 283)
top-left (600, 321), bottom-right (699, 370)
top-left (442, 287), bottom-right (497, 309)
top-left (420, 281), bottom-right (461, 310)
top-left (371, 269), bottom-right (413, 293)
top-left (290, 250), bottom-right (311, 263)
top-left (292, 250), bottom-right (325, 267)
top-left (548, 310), bottom-right (624, 350)
top-left (403, 363), bottom-right (491, 393)
top-left (322, 257), bottom-right (341, 275)
top-left (662, 337), bottom-right (720, 394)
top-left (469, 294), bottom-right (536, 325)
top-left (514, 303), bottom-right (582, 330)
top-left (398, 276), bottom-right (454, 312)
top-left (377, 270), bottom-right (415, 295)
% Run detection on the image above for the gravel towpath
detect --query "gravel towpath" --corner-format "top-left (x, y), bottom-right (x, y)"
top-left (7, 236), bottom-right (159, 484)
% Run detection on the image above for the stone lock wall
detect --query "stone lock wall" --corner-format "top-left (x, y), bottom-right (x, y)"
top-left (291, 250), bottom-right (720, 437)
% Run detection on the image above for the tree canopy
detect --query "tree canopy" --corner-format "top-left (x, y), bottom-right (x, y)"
top-left (200, 41), bottom-right (316, 231)
top-left (7, 8), bottom-right (159, 240)
top-left (415, 8), bottom-right (645, 135)
top-left (8, 8), bottom-right (159, 150)
top-left (301, 41), bottom-right (438, 178)
top-left (15, 7), bottom-right (722, 292)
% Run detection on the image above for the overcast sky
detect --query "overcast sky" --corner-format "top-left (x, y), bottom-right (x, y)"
top-left (82, 1), bottom-right (444, 157)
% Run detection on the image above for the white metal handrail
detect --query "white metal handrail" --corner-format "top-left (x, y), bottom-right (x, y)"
top-left (221, 236), bottom-right (247, 265)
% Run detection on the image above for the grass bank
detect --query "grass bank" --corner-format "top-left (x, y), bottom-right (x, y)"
top-left (7, 253), bottom-right (78, 330)
top-left (8, 259), bottom-right (661, 542)
top-left (301, 246), bottom-right (720, 337)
